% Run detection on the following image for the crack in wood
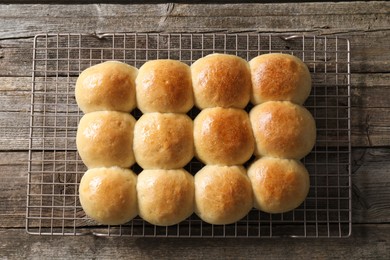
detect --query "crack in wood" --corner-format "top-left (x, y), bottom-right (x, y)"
top-left (365, 114), bottom-right (373, 147)
top-left (157, 3), bottom-right (175, 32)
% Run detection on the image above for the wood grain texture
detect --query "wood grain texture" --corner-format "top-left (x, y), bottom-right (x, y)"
top-left (1, 31), bottom-right (390, 77)
top-left (351, 148), bottom-right (390, 223)
top-left (0, 3), bottom-right (389, 38)
top-left (1, 225), bottom-right (389, 259)
top-left (0, 3), bottom-right (389, 77)
top-left (0, 1), bottom-right (363, 4)
top-left (0, 2), bottom-right (389, 257)
top-left (1, 74), bottom-right (389, 149)
top-left (1, 148), bottom-right (389, 228)
top-left (0, 152), bottom-right (27, 228)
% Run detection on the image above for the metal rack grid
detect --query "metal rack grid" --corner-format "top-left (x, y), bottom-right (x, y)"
top-left (27, 33), bottom-right (351, 238)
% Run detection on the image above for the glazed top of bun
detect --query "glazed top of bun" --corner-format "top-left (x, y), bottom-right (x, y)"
top-left (136, 59), bottom-right (193, 113)
top-left (249, 101), bottom-right (316, 160)
top-left (191, 53), bottom-right (252, 109)
top-left (75, 61), bottom-right (137, 113)
top-left (249, 53), bottom-right (311, 105)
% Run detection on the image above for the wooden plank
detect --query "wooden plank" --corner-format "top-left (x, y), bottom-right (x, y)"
top-left (1, 71), bottom-right (389, 149)
top-left (0, 225), bottom-right (389, 259)
top-left (8, 0), bottom-right (346, 2)
top-left (2, 72), bottom-right (389, 96)
top-left (2, 108), bottom-right (390, 149)
top-left (352, 148), bottom-right (390, 223)
top-left (1, 33), bottom-right (390, 77)
top-left (1, 148), bottom-right (390, 228)
top-left (0, 3), bottom-right (388, 79)
top-left (2, 2), bottom-right (389, 20)
top-left (0, 3), bottom-right (389, 76)
top-left (0, 84), bottom-right (387, 148)
top-left (0, 152), bottom-right (27, 228)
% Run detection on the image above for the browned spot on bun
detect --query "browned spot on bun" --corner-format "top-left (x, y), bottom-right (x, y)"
top-left (250, 53), bottom-right (311, 105)
top-left (133, 113), bottom-right (194, 169)
top-left (75, 61), bottom-right (137, 113)
top-left (137, 169), bottom-right (194, 226)
top-left (191, 54), bottom-right (251, 109)
top-left (250, 101), bottom-right (316, 160)
top-left (248, 157), bottom-right (310, 213)
top-left (136, 60), bottom-right (193, 113)
top-left (79, 167), bottom-right (138, 225)
top-left (76, 111), bottom-right (136, 168)
top-left (194, 165), bottom-right (253, 225)
top-left (194, 107), bottom-right (254, 165)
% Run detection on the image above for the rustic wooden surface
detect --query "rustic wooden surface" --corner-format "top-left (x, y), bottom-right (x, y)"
top-left (0, 1), bottom-right (389, 259)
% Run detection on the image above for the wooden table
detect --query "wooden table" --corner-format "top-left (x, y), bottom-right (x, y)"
top-left (1, 1), bottom-right (389, 258)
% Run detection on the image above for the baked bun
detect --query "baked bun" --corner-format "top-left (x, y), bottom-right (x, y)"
top-left (76, 111), bottom-right (136, 168)
top-left (79, 167), bottom-right (138, 225)
top-left (191, 53), bottom-right (252, 109)
top-left (194, 165), bottom-right (253, 225)
top-left (137, 169), bottom-right (194, 226)
top-left (194, 107), bottom-right (254, 165)
top-left (133, 113), bottom-right (194, 169)
top-left (249, 101), bottom-right (316, 160)
top-left (247, 157), bottom-right (310, 213)
top-left (136, 59), bottom-right (193, 113)
top-left (75, 61), bottom-right (137, 113)
top-left (249, 53), bottom-right (312, 105)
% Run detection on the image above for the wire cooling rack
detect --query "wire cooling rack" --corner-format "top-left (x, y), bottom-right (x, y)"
top-left (27, 33), bottom-right (351, 238)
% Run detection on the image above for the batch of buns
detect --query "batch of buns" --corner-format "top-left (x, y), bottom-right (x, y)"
top-left (76, 53), bottom-right (316, 226)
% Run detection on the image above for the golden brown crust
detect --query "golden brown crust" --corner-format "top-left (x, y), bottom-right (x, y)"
top-left (249, 101), bottom-right (316, 160)
top-left (76, 111), bottom-right (136, 168)
top-left (249, 53), bottom-right (312, 105)
top-left (191, 53), bottom-right (252, 109)
top-left (79, 167), bottom-right (138, 225)
top-left (194, 165), bottom-right (253, 225)
top-left (194, 107), bottom-right (254, 165)
top-left (247, 157), bottom-right (310, 213)
top-left (75, 61), bottom-right (137, 113)
top-left (136, 60), bottom-right (194, 113)
top-left (133, 113), bottom-right (194, 169)
top-left (137, 169), bottom-right (194, 226)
